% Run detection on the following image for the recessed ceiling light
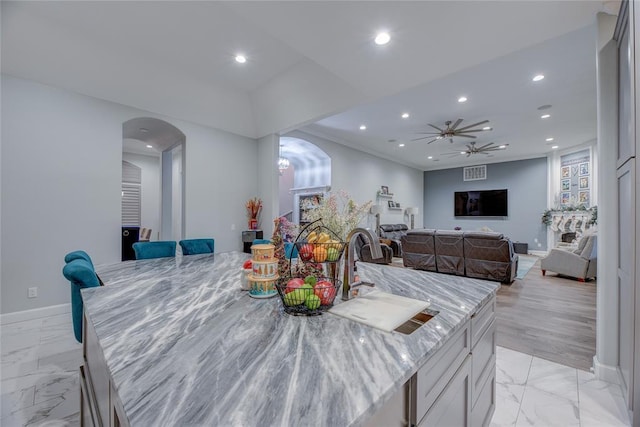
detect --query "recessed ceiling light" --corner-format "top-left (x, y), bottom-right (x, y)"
top-left (482, 126), bottom-right (492, 131)
top-left (458, 96), bottom-right (468, 103)
top-left (499, 145), bottom-right (507, 149)
top-left (401, 113), bottom-right (410, 119)
top-left (139, 128), bottom-right (149, 133)
top-left (552, 145), bottom-right (559, 149)
top-left (541, 114), bottom-right (551, 119)
top-left (146, 144), bottom-right (153, 148)
top-left (235, 54), bottom-right (247, 64)
top-left (398, 143), bottom-right (405, 147)
top-left (374, 32), bottom-right (391, 45)
top-left (427, 156), bottom-right (433, 159)
top-left (359, 125), bottom-right (367, 130)
top-left (546, 137), bottom-right (554, 142)
top-left (533, 74), bottom-right (545, 82)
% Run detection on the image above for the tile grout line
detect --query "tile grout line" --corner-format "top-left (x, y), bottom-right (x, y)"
top-left (514, 354), bottom-right (535, 426)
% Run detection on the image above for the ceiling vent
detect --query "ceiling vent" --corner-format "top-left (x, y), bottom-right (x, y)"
top-left (463, 165), bottom-right (487, 181)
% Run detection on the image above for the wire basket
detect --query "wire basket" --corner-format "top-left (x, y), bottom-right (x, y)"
top-left (293, 220), bottom-right (346, 264)
top-left (274, 276), bottom-right (342, 316)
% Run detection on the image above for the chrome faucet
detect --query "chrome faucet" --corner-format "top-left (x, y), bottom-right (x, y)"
top-left (342, 228), bottom-right (383, 300)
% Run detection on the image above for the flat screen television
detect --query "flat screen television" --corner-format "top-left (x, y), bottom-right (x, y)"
top-left (454, 189), bottom-right (508, 217)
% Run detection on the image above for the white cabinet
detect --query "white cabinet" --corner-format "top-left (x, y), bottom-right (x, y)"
top-left (418, 355), bottom-right (472, 427)
top-left (411, 295), bottom-right (497, 427)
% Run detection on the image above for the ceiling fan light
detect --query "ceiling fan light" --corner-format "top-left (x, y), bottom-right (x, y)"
top-left (374, 32), bottom-right (391, 45)
top-left (498, 145), bottom-right (506, 149)
top-left (541, 114), bottom-right (551, 119)
top-left (460, 151), bottom-right (466, 155)
top-left (532, 74), bottom-right (545, 82)
top-left (458, 96), bottom-right (468, 103)
top-left (546, 137), bottom-right (554, 142)
top-left (401, 113), bottom-right (410, 119)
top-left (482, 126), bottom-right (491, 131)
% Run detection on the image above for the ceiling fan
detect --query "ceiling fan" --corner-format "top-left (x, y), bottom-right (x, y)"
top-left (444, 141), bottom-right (508, 157)
top-left (412, 118), bottom-right (490, 144)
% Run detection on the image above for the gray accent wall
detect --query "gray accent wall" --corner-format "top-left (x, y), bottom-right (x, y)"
top-left (424, 158), bottom-right (548, 251)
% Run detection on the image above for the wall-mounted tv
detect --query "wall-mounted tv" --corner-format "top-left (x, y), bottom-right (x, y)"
top-left (454, 189), bottom-right (508, 217)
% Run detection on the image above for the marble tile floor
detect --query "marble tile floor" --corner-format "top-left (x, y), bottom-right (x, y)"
top-left (0, 313), bottom-right (631, 427)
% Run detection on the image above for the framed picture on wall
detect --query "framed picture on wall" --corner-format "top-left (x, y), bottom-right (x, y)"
top-left (579, 162), bottom-right (589, 176)
top-left (388, 200), bottom-right (395, 208)
top-left (579, 191), bottom-right (590, 204)
top-left (561, 166), bottom-right (570, 178)
top-left (579, 177), bottom-right (589, 189)
top-left (561, 192), bottom-right (571, 205)
top-left (561, 179), bottom-right (571, 191)
top-left (381, 185), bottom-right (389, 195)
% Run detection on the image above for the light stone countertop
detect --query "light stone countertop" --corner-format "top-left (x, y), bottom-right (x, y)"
top-left (84, 251), bottom-right (499, 426)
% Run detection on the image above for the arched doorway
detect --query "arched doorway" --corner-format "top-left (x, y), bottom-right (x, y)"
top-left (122, 117), bottom-right (186, 248)
top-left (279, 137), bottom-right (331, 225)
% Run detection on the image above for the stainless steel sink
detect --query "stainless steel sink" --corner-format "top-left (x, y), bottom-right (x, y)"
top-left (394, 308), bottom-right (439, 335)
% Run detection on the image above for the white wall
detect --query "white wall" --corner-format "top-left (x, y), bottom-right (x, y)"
top-left (1, 75), bottom-right (258, 314)
top-left (284, 130), bottom-right (424, 229)
top-left (122, 152), bottom-right (161, 240)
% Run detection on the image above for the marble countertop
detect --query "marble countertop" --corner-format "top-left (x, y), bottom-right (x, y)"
top-left (85, 251), bottom-right (499, 426)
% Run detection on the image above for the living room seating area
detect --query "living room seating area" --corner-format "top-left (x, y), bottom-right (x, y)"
top-left (401, 229), bottom-right (518, 283)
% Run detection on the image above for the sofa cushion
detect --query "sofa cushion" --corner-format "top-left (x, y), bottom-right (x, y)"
top-left (462, 231), bottom-right (504, 240)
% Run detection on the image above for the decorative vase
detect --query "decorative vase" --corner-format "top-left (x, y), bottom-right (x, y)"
top-left (249, 218), bottom-right (258, 230)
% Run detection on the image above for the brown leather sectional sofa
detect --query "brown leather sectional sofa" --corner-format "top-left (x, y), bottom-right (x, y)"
top-left (401, 229), bottom-right (518, 283)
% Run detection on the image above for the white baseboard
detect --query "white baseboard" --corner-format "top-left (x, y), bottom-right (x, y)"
top-left (0, 303), bottom-right (71, 325)
top-left (528, 250), bottom-right (548, 257)
top-left (593, 356), bottom-right (621, 384)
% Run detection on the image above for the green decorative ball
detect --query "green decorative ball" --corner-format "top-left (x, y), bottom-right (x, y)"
top-left (305, 294), bottom-right (321, 310)
top-left (284, 289), bottom-right (307, 306)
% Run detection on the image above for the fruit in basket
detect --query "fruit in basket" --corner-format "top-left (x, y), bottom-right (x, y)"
top-left (314, 280), bottom-right (336, 305)
top-left (317, 232), bottom-right (331, 243)
top-left (313, 246), bottom-right (328, 262)
top-left (285, 278), bottom-right (304, 294)
top-left (326, 247), bottom-right (340, 262)
top-left (299, 244), bottom-right (314, 261)
top-left (304, 275), bottom-right (317, 287)
top-left (284, 289), bottom-right (307, 306)
top-left (242, 259), bottom-right (252, 269)
top-left (307, 231), bottom-right (318, 243)
top-left (305, 294), bottom-right (321, 310)
top-left (327, 240), bottom-right (341, 250)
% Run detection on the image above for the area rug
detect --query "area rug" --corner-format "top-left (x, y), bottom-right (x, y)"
top-left (516, 255), bottom-right (538, 279)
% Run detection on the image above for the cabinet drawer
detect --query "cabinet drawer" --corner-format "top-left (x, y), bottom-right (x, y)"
top-left (472, 320), bottom-right (496, 407)
top-left (418, 355), bottom-right (472, 427)
top-left (471, 297), bottom-right (495, 348)
top-left (471, 365), bottom-right (496, 427)
top-left (413, 321), bottom-right (470, 424)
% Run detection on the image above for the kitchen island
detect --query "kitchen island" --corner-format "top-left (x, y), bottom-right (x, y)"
top-left (81, 251), bottom-right (499, 426)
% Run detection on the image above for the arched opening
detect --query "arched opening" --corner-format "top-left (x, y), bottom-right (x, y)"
top-left (122, 118), bottom-right (186, 258)
top-left (279, 137), bottom-right (331, 225)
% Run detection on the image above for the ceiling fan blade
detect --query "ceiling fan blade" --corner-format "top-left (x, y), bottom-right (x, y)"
top-left (481, 151), bottom-right (490, 155)
top-left (477, 143), bottom-right (493, 150)
top-left (410, 135), bottom-right (433, 141)
top-left (457, 134), bottom-right (476, 139)
top-left (450, 118), bottom-right (463, 130)
top-left (466, 152), bottom-right (472, 157)
top-left (459, 129), bottom-right (489, 134)
top-left (425, 138), bottom-right (439, 144)
top-left (428, 123), bottom-right (444, 132)
top-left (455, 120), bottom-right (490, 132)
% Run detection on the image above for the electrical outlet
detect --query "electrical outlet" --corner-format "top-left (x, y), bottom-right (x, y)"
top-left (231, 224), bottom-right (236, 231)
top-left (28, 287), bottom-right (38, 298)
